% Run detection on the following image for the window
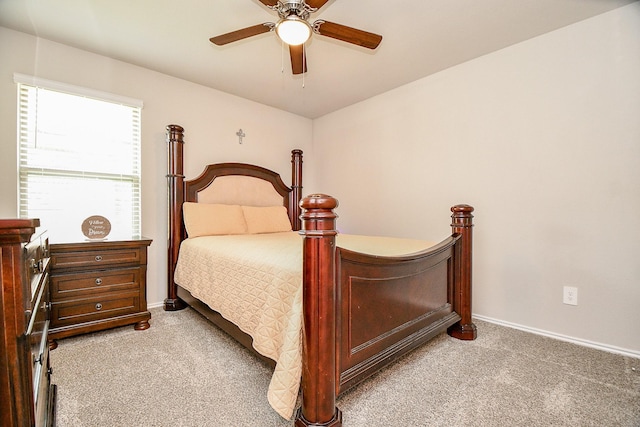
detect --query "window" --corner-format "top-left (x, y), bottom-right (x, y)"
top-left (15, 74), bottom-right (143, 241)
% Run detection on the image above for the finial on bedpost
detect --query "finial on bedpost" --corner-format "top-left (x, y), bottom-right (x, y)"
top-left (167, 124), bottom-right (183, 140)
top-left (296, 194), bottom-right (342, 427)
top-left (448, 204), bottom-right (477, 340)
top-left (165, 124), bottom-right (186, 312)
top-left (291, 149), bottom-right (303, 231)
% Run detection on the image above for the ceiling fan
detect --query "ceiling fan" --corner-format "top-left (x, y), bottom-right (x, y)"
top-left (209, 0), bottom-right (383, 75)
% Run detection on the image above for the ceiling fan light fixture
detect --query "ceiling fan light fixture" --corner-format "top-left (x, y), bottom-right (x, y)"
top-left (275, 15), bottom-right (312, 45)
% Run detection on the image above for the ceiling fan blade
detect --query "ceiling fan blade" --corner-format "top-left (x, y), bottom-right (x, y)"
top-left (289, 44), bottom-right (307, 75)
top-left (314, 20), bottom-right (382, 49)
top-left (306, 0), bottom-right (331, 9)
top-left (210, 23), bottom-right (273, 46)
top-left (257, 0), bottom-right (279, 6)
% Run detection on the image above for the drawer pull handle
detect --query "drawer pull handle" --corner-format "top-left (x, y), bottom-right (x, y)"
top-left (95, 278), bottom-right (103, 285)
top-left (30, 258), bottom-right (42, 273)
top-left (95, 303), bottom-right (103, 311)
top-left (95, 255), bottom-right (103, 261)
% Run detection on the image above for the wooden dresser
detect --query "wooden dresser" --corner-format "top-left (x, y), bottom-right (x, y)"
top-left (0, 219), bottom-right (56, 427)
top-left (48, 238), bottom-right (152, 345)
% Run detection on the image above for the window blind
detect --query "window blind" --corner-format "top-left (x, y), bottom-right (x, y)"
top-left (16, 79), bottom-right (142, 241)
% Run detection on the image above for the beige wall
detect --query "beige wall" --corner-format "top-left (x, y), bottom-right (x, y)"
top-left (313, 4), bottom-right (640, 354)
top-left (0, 27), bottom-right (314, 308)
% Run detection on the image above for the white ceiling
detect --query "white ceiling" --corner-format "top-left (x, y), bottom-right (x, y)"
top-left (0, 0), bottom-right (636, 118)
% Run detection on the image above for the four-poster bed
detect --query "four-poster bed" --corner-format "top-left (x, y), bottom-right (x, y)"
top-left (163, 124), bottom-right (476, 426)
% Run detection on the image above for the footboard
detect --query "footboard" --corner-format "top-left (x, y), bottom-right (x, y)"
top-left (297, 195), bottom-right (475, 427)
top-left (336, 236), bottom-right (461, 393)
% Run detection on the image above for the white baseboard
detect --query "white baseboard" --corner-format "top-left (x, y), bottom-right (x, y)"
top-left (473, 314), bottom-right (640, 359)
top-left (148, 301), bottom-right (165, 309)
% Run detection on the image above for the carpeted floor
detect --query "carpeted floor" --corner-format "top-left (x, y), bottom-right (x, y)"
top-left (50, 307), bottom-right (640, 426)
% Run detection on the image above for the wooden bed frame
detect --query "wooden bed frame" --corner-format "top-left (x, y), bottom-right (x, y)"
top-left (164, 124), bottom-right (476, 426)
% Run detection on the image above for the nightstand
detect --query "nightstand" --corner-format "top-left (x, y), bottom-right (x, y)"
top-left (48, 237), bottom-right (152, 346)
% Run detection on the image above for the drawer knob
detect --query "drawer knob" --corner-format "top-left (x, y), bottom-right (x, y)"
top-left (95, 255), bottom-right (103, 261)
top-left (30, 258), bottom-right (42, 273)
top-left (95, 303), bottom-right (103, 311)
top-left (95, 278), bottom-right (103, 285)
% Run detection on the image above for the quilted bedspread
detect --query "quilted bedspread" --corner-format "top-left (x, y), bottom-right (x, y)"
top-left (174, 232), bottom-right (303, 419)
top-left (173, 231), bottom-right (434, 419)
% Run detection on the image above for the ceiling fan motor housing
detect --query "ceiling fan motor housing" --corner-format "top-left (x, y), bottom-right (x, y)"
top-left (273, 0), bottom-right (316, 20)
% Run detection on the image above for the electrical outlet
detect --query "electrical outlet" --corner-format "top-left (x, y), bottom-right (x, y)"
top-left (563, 286), bottom-right (578, 305)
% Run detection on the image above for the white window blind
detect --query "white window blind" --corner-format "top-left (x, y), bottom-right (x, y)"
top-left (16, 77), bottom-right (142, 241)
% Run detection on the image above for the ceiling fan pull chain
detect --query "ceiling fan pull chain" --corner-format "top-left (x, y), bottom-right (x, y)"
top-left (302, 43), bottom-right (306, 88)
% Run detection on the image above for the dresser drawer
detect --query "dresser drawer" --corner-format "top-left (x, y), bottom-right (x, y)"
top-left (51, 266), bottom-right (143, 299)
top-left (27, 273), bottom-right (50, 397)
top-left (51, 247), bottom-right (144, 270)
top-left (24, 231), bottom-right (49, 300)
top-left (33, 338), bottom-right (51, 427)
top-left (51, 291), bottom-right (140, 327)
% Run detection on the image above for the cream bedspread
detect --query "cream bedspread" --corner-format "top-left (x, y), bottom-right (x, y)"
top-left (173, 231), bottom-right (434, 419)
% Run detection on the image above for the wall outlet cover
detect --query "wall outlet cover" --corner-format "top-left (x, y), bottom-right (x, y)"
top-left (563, 286), bottom-right (578, 306)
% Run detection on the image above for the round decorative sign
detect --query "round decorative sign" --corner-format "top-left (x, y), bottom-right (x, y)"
top-left (81, 215), bottom-right (111, 239)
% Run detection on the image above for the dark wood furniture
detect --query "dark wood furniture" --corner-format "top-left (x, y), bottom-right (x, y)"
top-left (164, 124), bottom-right (476, 426)
top-left (0, 219), bottom-right (56, 427)
top-left (48, 238), bottom-right (152, 346)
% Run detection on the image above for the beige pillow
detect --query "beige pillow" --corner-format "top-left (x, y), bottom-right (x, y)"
top-left (242, 205), bottom-right (292, 234)
top-left (182, 202), bottom-right (247, 237)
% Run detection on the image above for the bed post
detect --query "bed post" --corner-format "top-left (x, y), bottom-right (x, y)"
top-left (164, 124), bottom-right (187, 311)
top-left (296, 194), bottom-right (342, 427)
top-left (290, 149), bottom-right (303, 231)
top-left (448, 204), bottom-right (477, 340)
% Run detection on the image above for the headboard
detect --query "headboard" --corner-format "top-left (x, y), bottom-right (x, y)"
top-left (164, 124), bottom-right (303, 310)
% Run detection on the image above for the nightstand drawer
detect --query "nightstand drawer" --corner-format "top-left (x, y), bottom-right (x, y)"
top-left (51, 267), bottom-right (142, 299)
top-left (51, 291), bottom-right (140, 327)
top-left (51, 247), bottom-right (144, 270)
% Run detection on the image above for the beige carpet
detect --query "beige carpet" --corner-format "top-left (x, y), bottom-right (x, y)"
top-left (50, 307), bottom-right (640, 426)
